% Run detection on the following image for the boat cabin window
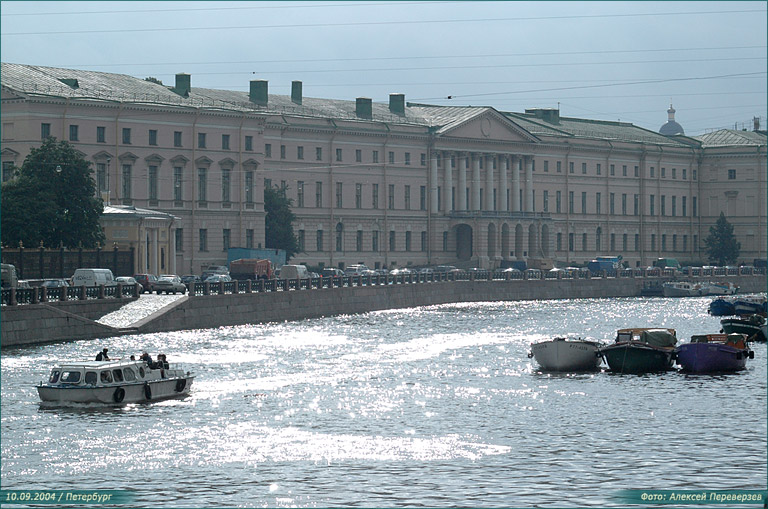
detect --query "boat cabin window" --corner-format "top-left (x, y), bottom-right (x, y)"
top-left (123, 367), bottom-right (136, 381)
top-left (138, 367), bottom-right (145, 378)
top-left (60, 371), bottom-right (81, 384)
top-left (48, 370), bottom-right (61, 384)
top-left (616, 332), bottom-right (633, 342)
top-left (112, 369), bottom-right (124, 382)
top-left (85, 372), bottom-right (98, 385)
top-left (100, 370), bottom-right (113, 383)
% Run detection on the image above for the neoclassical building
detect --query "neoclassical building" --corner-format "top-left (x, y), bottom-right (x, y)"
top-left (1, 63), bottom-right (765, 273)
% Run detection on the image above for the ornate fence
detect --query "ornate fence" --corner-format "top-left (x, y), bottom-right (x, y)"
top-left (1, 245), bottom-right (135, 280)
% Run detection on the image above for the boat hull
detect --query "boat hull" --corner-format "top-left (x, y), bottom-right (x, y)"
top-left (709, 298), bottom-right (736, 316)
top-left (600, 344), bottom-right (674, 373)
top-left (675, 343), bottom-right (749, 373)
top-left (531, 340), bottom-right (602, 371)
top-left (662, 283), bottom-right (704, 297)
top-left (37, 376), bottom-right (194, 405)
top-left (721, 318), bottom-right (767, 342)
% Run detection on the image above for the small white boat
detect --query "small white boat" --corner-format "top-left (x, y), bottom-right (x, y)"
top-left (529, 337), bottom-right (603, 371)
top-left (662, 281), bottom-right (707, 297)
top-left (37, 358), bottom-right (194, 405)
top-left (704, 282), bottom-right (739, 296)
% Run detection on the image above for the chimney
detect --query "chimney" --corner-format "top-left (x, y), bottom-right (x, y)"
top-left (249, 80), bottom-right (268, 106)
top-left (356, 97), bottom-right (372, 119)
top-left (173, 73), bottom-right (191, 97)
top-left (525, 108), bottom-right (560, 124)
top-left (754, 117), bottom-right (761, 132)
top-left (389, 93), bottom-right (405, 116)
top-left (291, 81), bottom-right (303, 105)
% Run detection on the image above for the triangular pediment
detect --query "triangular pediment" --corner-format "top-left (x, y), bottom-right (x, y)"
top-left (437, 109), bottom-right (539, 143)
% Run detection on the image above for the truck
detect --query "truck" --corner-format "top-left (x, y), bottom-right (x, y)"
top-left (229, 259), bottom-right (273, 280)
top-left (653, 258), bottom-right (681, 270)
top-left (587, 256), bottom-right (623, 273)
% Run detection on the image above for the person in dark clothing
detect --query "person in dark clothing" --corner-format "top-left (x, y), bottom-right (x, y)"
top-left (95, 348), bottom-right (109, 361)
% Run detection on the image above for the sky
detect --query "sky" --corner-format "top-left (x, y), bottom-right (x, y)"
top-left (1, 1), bottom-right (766, 136)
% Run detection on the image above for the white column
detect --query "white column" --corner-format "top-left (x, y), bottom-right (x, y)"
top-left (524, 156), bottom-right (533, 213)
top-left (471, 154), bottom-right (481, 211)
top-left (499, 156), bottom-right (509, 212)
top-left (429, 154), bottom-right (439, 214)
top-left (150, 228), bottom-right (159, 275)
top-left (457, 153), bottom-right (467, 211)
top-left (484, 154), bottom-right (494, 211)
top-left (443, 151), bottom-right (453, 212)
top-left (511, 155), bottom-right (520, 212)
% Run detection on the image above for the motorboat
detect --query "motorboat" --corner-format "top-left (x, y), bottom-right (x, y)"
top-left (708, 297), bottom-right (737, 316)
top-left (528, 337), bottom-right (603, 371)
top-left (704, 282), bottom-right (739, 296)
top-left (733, 296), bottom-right (767, 316)
top-left (721, 315), bottom-right (767, 342)
top-left (662, 281), bottom-right (707, 297)
top-left (675, 333), bottom-right (753, 373)
top-left (599, 328), bottom-right (677, 373)
top-left (37, 358), bottom-right (194, 405)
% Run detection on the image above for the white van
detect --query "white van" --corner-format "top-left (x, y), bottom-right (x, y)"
top-left (71, 268), bottom-right (115, 287)
top-left (279, 264), bottom-right (309, 280)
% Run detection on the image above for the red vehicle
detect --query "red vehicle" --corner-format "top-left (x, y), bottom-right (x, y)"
top-left (133, 274), bottom-right (159, 294)
top-left (229, 259), bottom-right (273, 280)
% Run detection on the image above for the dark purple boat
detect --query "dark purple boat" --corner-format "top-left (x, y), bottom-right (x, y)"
top-left (675, 333), bottom-right (753, 373)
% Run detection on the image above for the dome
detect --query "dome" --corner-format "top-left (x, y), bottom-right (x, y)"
top-left (659, 104), bottom-right (684, 136)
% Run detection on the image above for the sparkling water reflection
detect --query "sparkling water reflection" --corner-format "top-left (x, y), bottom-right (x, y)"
top-left (2, 296), bottom-right (766, 507)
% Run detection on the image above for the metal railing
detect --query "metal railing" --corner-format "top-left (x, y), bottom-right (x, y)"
top-left (2, 283), bottom-right (138, 306)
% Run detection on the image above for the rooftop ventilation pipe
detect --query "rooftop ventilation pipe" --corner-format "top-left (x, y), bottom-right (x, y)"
top-left (389, 93), bottom-right (405, 116)
top-left (173, 73), bottom-right (191, 97)
top-left (291, 81), bottom-right (303, 105)
top-left (356, 97), bottom-right (372, 119)
top-left (250, 80), bottom-right (268, 106)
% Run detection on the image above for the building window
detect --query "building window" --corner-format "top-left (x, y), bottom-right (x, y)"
top-left (651, 234), bottom-right (656, 251)
top-left (372, 183), bottom-right (379, 209)
top-left (198, 168), bottom-right (207, 203)
top-left (295, 230), bottom-right (305, 252)
top-left (389, 151), bottom-right (395, 164)
top-left (148, 165), bottom-right (158, 201)
top-left (355, 183), bottom-right (362, 209)
top-left (692, 169), bottom-right (697, 180)
top-left (682, 168), bottom-right (687, 180)
top-left (568, 233), bottom-right (574, 252)
top-left (372, 230), bottom-right (379, 252)
top-left (388, 184), bottom-right (395, 210)
top-left (582, 233), bottom-right (587, 251)
top-left (356, 230), bottom-right (363, 252)
top-left (556, 161), bottom-right (562, 173)
top-left (661, 195), bottom-right (666, 216)
top-left (662, 234), bottom-right (667, 251)
top-left (650, 195), bottom-right (655, 216)
top-left (543, 190), bottom-right (549, 212)
top-left (265, 144), bottom-right (272, 158)
top-left (556, 191), bottom-right (561, 213)
top-left (569, 162), bottom-right (574, 174)
top-left (389, 230), bottom-right (396, 251)
top-left (420, 185), bottom-right (426, 211)
top-left (635, 234), bottom-right (640, 251)
top-left (672, 234), bottom-right (677, 251)
top-left (581, 192), bottom-right (587, 214)
top-left (122, 128), bottom-right (131, 144)
top-left (97, 126), bottom-right (106, 143)
top-left (672, 196), bottom-right (677, 216)
top-left (673, 168), bottom-right (678, 179)
top-left (622, 194), bottom-right (627, 215)
top-left (174, 167), bottom-right (183, 201)
top-left (197, 132), bottom-right (206, 148)
top-left (174, 131), bottom-right (183, 147)
top-left (596, 228), bottom-right (602, 251)
top-left (316, 230), bottom-right (324, 251)
top-left (544, 160), bottom-right (549, 172)
top-left (404, 185), bottom-right (411, 210)
top-left (421, 153), bottom-right (427, 166)
top-left (280, 145), bottom-right (286, 159)
top-left (121, 164), bottom-right (132, 200)
top-left (610, 233), bottom-right (616, 251)
top-left (223, 229), bottom-right (231, 251)
top-left (682, 196), bottom-right (687, 217)
top-left (568, 191), bottom-right (574, 214)
top-left (650, 166), bottom-right (655, 178)
top-left (336, 182), bottom-right (343, 208)
top-left (421, 231), bottom-right (427, 252)
top-left (373, 151), bottom-right (379, 164)
top-left (596, 163), bottom-right (601, 175)
top-left (149, 129), bottom-right (158, 146)
top-left (297, 146), bottom-right (304, 160)
top-left (405, 231), bottom-right (412, 252)
top-left (95, 163), bottom-right (106, 191)
top-left (175, 229), bottom-right (183, 252)
top-left (557, 233), bottom-right (562, 251)
top-left (443, 231), bottom-right (448, 251)
top-left (622, 165), bottom-right (627, 176)
top-left (596, 192), bottom-right (601, 215)
top-left (316, 147), bottom-right (323, 161)
top-left (683, 235), bottom-right (688, 252)
top-left (336, 148), bottom-right (342, 162)
top-left (581, 162), bottom-right (587, 174)
top-left (245, 171), bottom-right (254, 204)
top-left (335, 223), bottom-right (343, 252)
top-left (199, 229), bottom-right (208, 252)
top-left (245, 136), bottom-right (253, 151)
top-left (69, 125), bottom-right (79, 141)
top-left (634, 165), bottom-right (639, 177)
top-left (222, 134), bottom-right (230, 150)
top-left (728, 169), bottom-right (736, 180)
top-left (41, 123), bottom-right (51, 139)
top-left (609, 193), bottom-right (615, 215)
top-left (222, 169), bottom-right (231, 204)
top-left (661, 167), bottom-right (666, 178)
top-left (610, 164), bottom-right (615, 176)
top-left (355, 149), bottom-right (362, 163)
top-left (404, 152), bottom-right (411, 165)
top-left (316, 181), bottom-right (323, 207)
top-left (297, 181), bottom-right (305, 208)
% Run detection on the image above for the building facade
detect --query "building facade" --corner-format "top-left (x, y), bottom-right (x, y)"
top-left (1, 63), bottom-right (765, 274)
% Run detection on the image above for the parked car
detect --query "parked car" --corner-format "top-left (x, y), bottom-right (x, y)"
top-left (115, 276), bottom-right (143, 293)
top-left (41, 278), bottom-right (70, 288)
top-left (389, 268), bottom-right (413, 276)
top-left (201, 265), bottom-right (230, 280)
top-left (72, 268), bottom-right (114, 287)
top-left (180, 275), bottom-right (201, 288)
top-left (154, 275), bottom-right (187, 294)
top-left (133, 274), bottom-right (159, 294)
top-left (205, 274), bottom-right (232, 283)
top-left (344, 264), bottom-right (371, 276)
top-left (322, 268), bottom-right (345, 277)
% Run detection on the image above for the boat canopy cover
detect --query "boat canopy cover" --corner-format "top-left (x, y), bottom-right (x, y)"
top-left (640, 329), bottom-right (677, 347)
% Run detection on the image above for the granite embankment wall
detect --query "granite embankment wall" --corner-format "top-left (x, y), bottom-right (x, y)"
top-left (134, 275), bottom-right (767, 334)
top-left (1, 298), bottom-right (136, 348)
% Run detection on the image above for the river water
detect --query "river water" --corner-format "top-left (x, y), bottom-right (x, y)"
top-left (2, 295), bottom-right (766, 508)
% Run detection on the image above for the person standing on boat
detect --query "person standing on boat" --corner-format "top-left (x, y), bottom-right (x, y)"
top-left (140, 352), bottom-right (153, 365)
top-left (95, 348), bottom-right (110, 361)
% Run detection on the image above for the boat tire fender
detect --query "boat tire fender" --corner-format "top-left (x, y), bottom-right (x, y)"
top-left (113, 388), bottom-right (125, 403)
top-left (144, 382), bottom-right (152, 400)
top-left (175, 379), bottom-right (187, 392)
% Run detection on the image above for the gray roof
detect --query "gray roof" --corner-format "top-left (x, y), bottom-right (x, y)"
top-left (693, 129), bottom-right (767, 147)
top-left (659, 120), bottom-right (685, 136)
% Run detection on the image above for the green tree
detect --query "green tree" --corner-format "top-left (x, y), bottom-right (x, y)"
top-left (1, 138), bottom-right (104, 248)
top-left (264, 184), bottom-right (298, 260)
top-left (704, 212), bottom-right (741, 266)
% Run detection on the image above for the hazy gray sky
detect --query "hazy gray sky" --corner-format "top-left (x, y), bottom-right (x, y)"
top-left (1, 1), bottom-right (766, 135)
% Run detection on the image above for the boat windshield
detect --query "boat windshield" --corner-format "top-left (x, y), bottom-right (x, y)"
top-left (48, 370), bottom-right (61, 384)
top-left (123, 367), bottom-right (136, 381)
top-left (59, 371), bottom-right (81, 384)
